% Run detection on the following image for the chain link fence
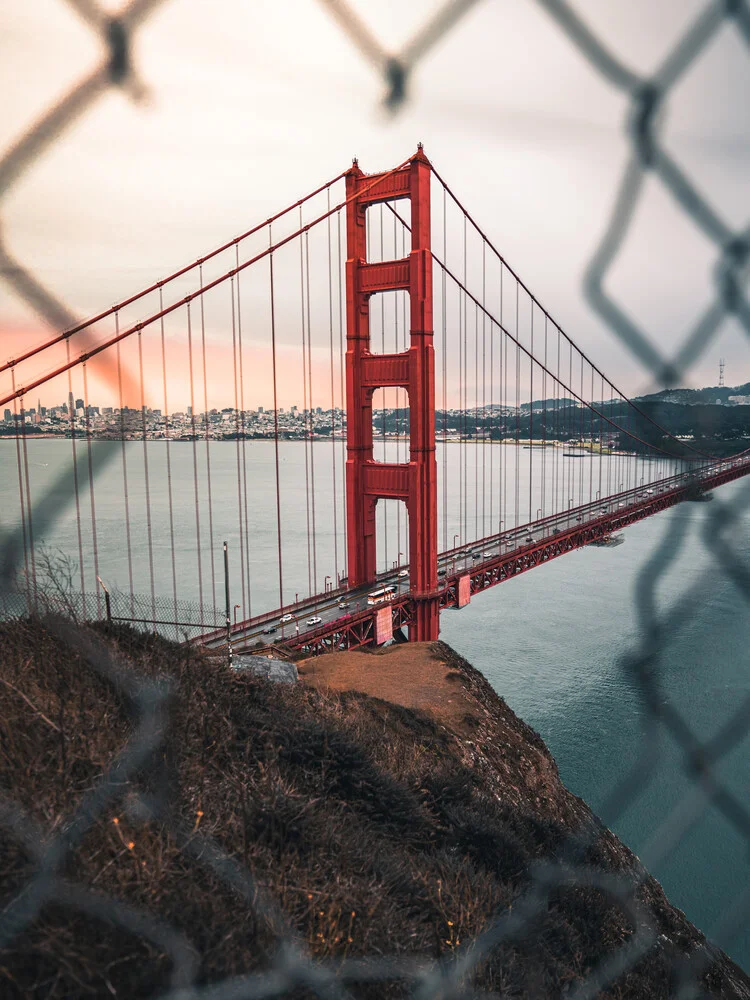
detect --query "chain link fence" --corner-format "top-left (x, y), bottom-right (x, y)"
top-left (1, 1), bottom-right (749, 996)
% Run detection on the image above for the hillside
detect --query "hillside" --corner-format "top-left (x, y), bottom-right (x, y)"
top-left (0, 619), bottom-right (747, 998)
top-left (635, 383), bottom-right (750, 406)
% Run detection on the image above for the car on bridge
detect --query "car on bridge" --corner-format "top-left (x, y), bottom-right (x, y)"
top-left (262, 625), bottom-right (277, 635)
top-left (306, 616), bottom-right (322, 626)
top-left (279, 613), bottom-right (294, 623)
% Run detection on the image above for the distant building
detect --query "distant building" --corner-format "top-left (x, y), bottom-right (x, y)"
top-left (75, 398), bottom-right (84, 410)
top-left (728, 395), bottom-right (750, 405)
top-left (3, 409), bottom-right (12, 423)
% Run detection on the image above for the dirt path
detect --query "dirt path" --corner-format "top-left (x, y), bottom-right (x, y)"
top-left (297, 641), bottom-right (479, 732)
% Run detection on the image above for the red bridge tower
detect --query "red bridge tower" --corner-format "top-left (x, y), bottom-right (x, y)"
top-left (345, 147), bottom-right (439, 642)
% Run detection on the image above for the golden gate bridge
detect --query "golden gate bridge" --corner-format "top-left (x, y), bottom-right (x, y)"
top-left (2, 146), bottom-right (749, 653)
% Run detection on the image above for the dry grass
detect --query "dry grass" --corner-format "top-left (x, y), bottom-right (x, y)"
top-left (0, 619), bottom-right (747, 998)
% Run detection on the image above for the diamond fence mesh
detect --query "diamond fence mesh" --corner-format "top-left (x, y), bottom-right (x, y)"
top-left (1, 1), bottom-right (749, 997)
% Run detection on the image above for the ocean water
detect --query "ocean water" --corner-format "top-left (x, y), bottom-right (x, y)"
top-left (440, 482), bottom-right (750, 969)
top-left (1, 438), bottom-right (748, 967)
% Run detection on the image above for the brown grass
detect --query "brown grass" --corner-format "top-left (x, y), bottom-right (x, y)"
top-left (0, 619), bottom-right (747, 998)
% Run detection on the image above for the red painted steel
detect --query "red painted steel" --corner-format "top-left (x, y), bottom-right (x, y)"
top-left (344, 147), bottom-right (439, 642)
top-left (375, 606), bottom-right (394, 644)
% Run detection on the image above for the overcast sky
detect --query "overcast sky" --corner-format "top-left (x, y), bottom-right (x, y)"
top-left (2, 0), bottom-right (749, 404)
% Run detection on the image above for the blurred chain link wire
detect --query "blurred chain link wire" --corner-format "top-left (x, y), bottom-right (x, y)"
top-left (1, 0), bottom-right (749, 996)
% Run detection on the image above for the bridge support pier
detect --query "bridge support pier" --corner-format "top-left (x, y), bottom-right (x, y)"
top-left (345, 147), bottom-right (439, 642)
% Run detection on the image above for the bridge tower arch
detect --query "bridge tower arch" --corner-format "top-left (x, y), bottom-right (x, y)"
top-left (344, 146), bottom-right (439, 642)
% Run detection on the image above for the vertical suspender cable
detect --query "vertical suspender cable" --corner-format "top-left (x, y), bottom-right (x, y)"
top-left (481, 243), bottom-right (487, 540)
top-left (542, 317), bottom-right (548, 518)
top-left (463, 214), bottom-right (468, 545)
top-left (488, 249), bottom-right (494, 538)
top-left (394, 211), bottom-right (401, 564)
top-left (82, 363), bottom-right (102, 618)
top-left (474, 300), bottom-right (479, 541)
top-left (529, 303), bottom-right (534, 524)
top-left (199, 266), bottom-right (217, 612)
top-left (300, 211), bottom-right (312, 595)
top-left (590, 373), bottom-right (596, 499)
top-left (65, 344), bottom-right (86, 610)
top-left (159, 290), bottom-right (179, 639)
top-left (136, 334), bottom-right (156, 625)
top-left (235, 245), bottom-right (253, 617)
top-left (501, 265), bottom-right (506, 534)
top-left (326, 195), bottom-right (339, 583)
top-left (186, 303), bottom-right (205, 625)
top-left (10, 377), bottom-right (30, 602)
top-left (230, 277), bottom-right (247, 615)
top-left (115, 320), bottom-right (135, 616)
top-left (337, 210), bottom-right (347, 576)
top-left (18, 401), bottom-right (37, 610)
top-left (553, 329), bottom-right (559, 515)
top-left (269, 226), bottom-right (284, 609)
top-left (442, 188), bottom-right (448, 554)
top-left (515, 281), bottom-right (520, 530)
top-left (304, 230), bottom-right (319, 593)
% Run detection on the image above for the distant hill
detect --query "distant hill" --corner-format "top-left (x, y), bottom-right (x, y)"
top-left (520, 397), bottom-right (577, 411)
top-left (634, 383), bottom-right (750, 406)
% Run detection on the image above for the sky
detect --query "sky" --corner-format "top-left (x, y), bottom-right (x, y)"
top-left (1, 0), bottom-right (749, 411)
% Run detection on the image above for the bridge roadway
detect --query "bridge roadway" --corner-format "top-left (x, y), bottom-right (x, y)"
top-left (200, 455), bottom-right (750, 655)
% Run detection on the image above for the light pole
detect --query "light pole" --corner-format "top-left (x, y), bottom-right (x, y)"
top-left (453, 533), bottom-right (460, 549)
top-left (233, 604), bottom-right (240, 629)
top-left (324, 575), bottom-right (331, 593)
top-left (223, 541), bottom-right (232, 668)
top-left (568, 497), bottom-right (573, 510)
top-left (595, 489), bottom-right (600, 500)
top-left (536, 507), bottom-right (542, 521)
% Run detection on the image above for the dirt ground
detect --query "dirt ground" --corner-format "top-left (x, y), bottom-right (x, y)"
top-left (297, 641), bottom-right (480, 733)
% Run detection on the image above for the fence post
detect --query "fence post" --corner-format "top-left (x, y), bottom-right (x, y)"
top-left (96, 575), bottom-right (112, 623)
top-left (223, 541), bottom-right (232, 667)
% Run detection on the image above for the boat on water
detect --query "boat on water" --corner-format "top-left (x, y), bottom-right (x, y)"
top-left (590, 533), bottom-right (624, 548)
top-left (685, 491), bottom-right (713, 502)
top-left (563, 451), bottom-right (587, 457)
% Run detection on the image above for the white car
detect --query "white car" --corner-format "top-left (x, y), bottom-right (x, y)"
top-left (306, 616), bottom-right (322, 626)
top-left (398, 569), bottom-right (409, 577)
top-left (279, 613), bottom-right (293, 623)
